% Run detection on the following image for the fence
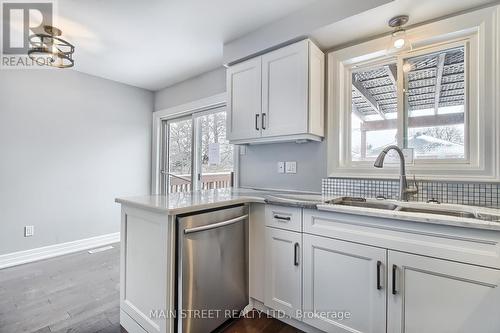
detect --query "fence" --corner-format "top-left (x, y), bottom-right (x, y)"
top-left (169, 172), bottom-right (233, 193)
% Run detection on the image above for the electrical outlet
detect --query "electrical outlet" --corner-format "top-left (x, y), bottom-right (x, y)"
top-left (24, 225), bottom-right (34, 237)
top-left (285, 161), bottom-right (297, 174)
top-left (277, 162), bottom-right (285, 173)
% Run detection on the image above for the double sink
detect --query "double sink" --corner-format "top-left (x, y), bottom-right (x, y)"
top-left (328, 197), bottom-right (500, 222)
top-left (264, 195), bottom-right (500, 223)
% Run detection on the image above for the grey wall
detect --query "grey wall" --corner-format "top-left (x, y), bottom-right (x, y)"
top-left (0, 70), bottom-right (153, 255)
top-left (154, 67), bottom-right (327, 193)
top-left (239, 142), bottom-right (327, 193)
top-left (155, 67), bottom-right (226, 111)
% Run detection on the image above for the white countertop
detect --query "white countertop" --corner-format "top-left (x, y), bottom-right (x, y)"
top-left (116, 188), bottom-right (500, 231)
top-left (115, 188), bottom-right (322, 215)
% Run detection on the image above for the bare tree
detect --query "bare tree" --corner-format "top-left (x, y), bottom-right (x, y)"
top-left (420, 126), bottom-right (464, 144)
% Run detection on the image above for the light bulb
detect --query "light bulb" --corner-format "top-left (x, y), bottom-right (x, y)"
top-left (402, 63), bottom-right (413, 72)
top-left (394, 38), bottom-right (406, 49)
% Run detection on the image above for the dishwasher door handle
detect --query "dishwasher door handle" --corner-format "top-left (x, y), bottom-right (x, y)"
top-left (184, 215), bottom-right (248, 234)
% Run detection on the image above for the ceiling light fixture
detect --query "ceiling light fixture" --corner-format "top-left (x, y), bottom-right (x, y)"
top-left (28, 25), bottom-right (75, 68)
top-left (388, 15), bottom-right (411, 53)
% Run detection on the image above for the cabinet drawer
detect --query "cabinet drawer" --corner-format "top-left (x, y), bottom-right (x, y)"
top-left (265, 205), bottom-right (302, 232)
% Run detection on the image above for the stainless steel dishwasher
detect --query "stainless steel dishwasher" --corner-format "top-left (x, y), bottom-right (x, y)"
top-left (177, 205), bottom-right (249, 333)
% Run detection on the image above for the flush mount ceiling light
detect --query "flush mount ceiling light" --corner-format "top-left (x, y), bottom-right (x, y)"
top-left (28, 25), bottom-right (75, 68)
top-left (388, 15), bottom-right (411, 53)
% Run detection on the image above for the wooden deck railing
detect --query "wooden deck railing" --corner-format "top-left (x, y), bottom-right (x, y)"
top-left (169, 172), bottom-right (232, 193)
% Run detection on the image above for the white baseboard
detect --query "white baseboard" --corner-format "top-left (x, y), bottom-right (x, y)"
top-left (0, 232), bottom-right (120, 269)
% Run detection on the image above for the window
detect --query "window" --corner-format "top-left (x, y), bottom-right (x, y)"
top-left (196, 110), bottom-right (234, 190)
top-left (351, 61), bottom-right (398, 161)
top-left (163, 107), bottom-right (234, 193)
top-left (166, 117), bottom-right (192, 192)
top-left (328, 8), bottom-right (499, 180)
top-left (404, 46), bottom-right (466, 160)
top-left (349, 43), bottom-right (467, 163)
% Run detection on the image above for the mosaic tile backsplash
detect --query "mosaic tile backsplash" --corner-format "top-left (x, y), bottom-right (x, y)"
top-left (322, 178), bottom-right (500, 209)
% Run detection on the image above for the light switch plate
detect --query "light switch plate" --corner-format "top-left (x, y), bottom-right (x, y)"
top-left (402, 148), bottom-right (414, 164)
top-left (277, 162), bottom-right (285, 173)
top-left (239, 145), bottom-right (247, 155)
top-left (285, 161), bottom-right (297, 174)
top-left (403, 148), bottom-right (414, 164)
top-left (24, 225), bottom-right (34, 237)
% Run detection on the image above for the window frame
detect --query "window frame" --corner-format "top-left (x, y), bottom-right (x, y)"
top-left (327, 6), bottom-right (499, 181)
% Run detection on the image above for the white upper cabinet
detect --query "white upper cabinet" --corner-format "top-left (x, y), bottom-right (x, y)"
top-left (226, 57), bottom-right (262, 141)
top-left (227, 39), bottom-right (324, 144)
top-left (261, 41), bottom-right (308, 137)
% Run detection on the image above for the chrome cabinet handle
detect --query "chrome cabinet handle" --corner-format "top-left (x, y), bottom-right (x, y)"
top-left (262, 113), bottom-right (266, 130)
top-left (273, 215), bottom-right (291, 221)
top-left (294, 242), bottom-right (300, 266)
top-left (392, 264), bottom-right (398, 295)
top-left (255, 114), bottom-right (260, 131)
top-left (376, 261), bottom-right (382, 290)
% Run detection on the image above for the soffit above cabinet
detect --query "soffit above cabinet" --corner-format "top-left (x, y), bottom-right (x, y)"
top-left (223, 0), bottom-right (393, 65)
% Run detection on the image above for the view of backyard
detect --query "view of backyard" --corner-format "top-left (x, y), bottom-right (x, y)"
top-left (351, 46), bottom-right (466, 161)
top-left (167, 110), bottom-right (233, 193)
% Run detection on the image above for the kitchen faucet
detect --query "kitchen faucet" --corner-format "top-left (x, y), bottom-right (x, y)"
top-left (374, 145), bottom-right (418, 201)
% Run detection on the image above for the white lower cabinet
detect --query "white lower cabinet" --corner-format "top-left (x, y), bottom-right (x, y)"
top-left (257, 208), bottom-right (500, 333)
top-left (388, 251), bottom-right (500, 333)
top-left (302, 234), bottom-right (387, 333)
top-left (264, 227), bottom-right (302, 318)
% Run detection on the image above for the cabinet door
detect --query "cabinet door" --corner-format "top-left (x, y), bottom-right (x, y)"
top-left (261, 40), bottom-right (308, 137)
top-left (388, 251), bottom-right (500, 333)
top-left (264, 227), bottom-right (302, 318)
top-left (303, 234), bottom-right (387, 333)
top-left (226, 57), bottom-right (262, 141)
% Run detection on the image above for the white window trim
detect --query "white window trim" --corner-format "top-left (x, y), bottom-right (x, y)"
top-left (151, 93), bottom-right (239, 194)
top-left (327, 6), bottom-right (499, 181)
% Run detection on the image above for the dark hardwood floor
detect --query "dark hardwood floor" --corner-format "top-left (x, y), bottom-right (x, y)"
top-left (220, 311), bottom-right (303, 333)
top-left (0, 244), bottom-right (121, 333)
top-left (0, 245), bottom-right (299, 333)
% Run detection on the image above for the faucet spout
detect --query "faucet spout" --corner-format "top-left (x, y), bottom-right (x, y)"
top-left (373, 145), bottom-right (416, 201)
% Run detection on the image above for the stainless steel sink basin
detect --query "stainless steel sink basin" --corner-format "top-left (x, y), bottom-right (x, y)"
top-left (267, 194), bottom-right (500, 223)
top-left (327, 197), bottom-right (399, 210)
top-left (395, 206), bottom-right (477, 219)
top-left (326, 197), bottom-right (500, 222)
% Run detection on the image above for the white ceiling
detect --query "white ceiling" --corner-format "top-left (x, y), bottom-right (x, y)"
top-left (57, 0), bottom-right (317, 91)
top-left (312, 0), bottom-right (497, 50)
top-left (56, 0), bottom-right (497, 91)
